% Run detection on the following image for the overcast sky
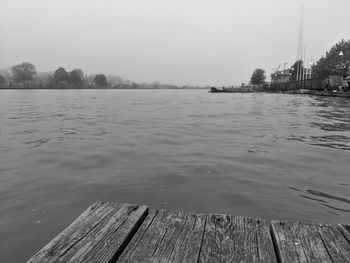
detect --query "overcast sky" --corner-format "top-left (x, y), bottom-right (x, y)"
top-left (1, 0), bottom-right (350, 86)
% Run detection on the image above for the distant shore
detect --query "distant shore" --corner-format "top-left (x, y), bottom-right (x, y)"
top-left (0, 86), bottom-right (208, 90)
top-left (209, 87), bottom-right (350, 98)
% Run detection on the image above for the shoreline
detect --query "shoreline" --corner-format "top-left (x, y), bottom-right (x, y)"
top-left (209, 88), bottom-right (350, 98)
top-left (0, 87), bottom-right (207, 90)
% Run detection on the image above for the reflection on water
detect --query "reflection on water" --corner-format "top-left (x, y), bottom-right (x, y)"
top-left (285, 97), bottom-right (350, 151)
top-left (306, 189), bottom-right (350, 203)
top-left (289, 187), bottom-right (350, 215)
top-left (0, 90), bottom-right (349, 262)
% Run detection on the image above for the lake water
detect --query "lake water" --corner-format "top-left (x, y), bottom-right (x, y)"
top-left (0, 89), bottom-right (349, 262)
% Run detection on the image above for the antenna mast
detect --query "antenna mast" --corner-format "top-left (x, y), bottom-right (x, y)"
top-left (296, 4), bottom-right (304, 82)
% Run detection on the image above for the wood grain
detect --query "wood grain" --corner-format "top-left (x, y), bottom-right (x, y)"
top-left (271, 220), bottom-right (350, 263)
top-left (118, 209), bottom-right (206, 262)
top-left (27, 201), bottom-right (148, 263)
top-left (199, 214), bottom-right (276, 262)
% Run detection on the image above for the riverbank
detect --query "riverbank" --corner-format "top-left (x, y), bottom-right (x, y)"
top-left (209, 87), bottom-right (350, 98)
top-left (272, 89), bottom-right (350, 98)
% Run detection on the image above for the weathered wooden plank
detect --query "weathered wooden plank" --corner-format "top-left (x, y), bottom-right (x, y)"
top-left (317, 224), bottom-right (350, 262)
top-left (118, 209), bottom-right (189, 262)
top-left (198, 214), bottom-right (220, 262)
top-left (56, 203), bottom-right (132, 262)
top-left (271, 221), bottom-right (306, 262)
top-left (256, 219), bottom-right (278, 262)
top-left (291, 222), bottom-right (331, 262)
top-left (167, 213), bottom-right (206, 262)
top-left (79, 203), bottom-right (148, 262)
top-left (27, 201), bottom-right (113, 263)
top-left (117, 209), bottom-right (159, 262)
top-left (27, 202), bottom-right (148, 263)
top-left (166, 214), bottom-right (206, 262)
top-left (199, 214), bottom-right (276, 262)
top-left (271, 220), bottom-right (350, 263)
top-left (117, 209), bottom-right (173, 262)
top-left (118, 210), bottom-right (207, 262)
top-left (338, 224), bottom-right (350, 244)
top-left (151, 211), bottom-right (189, 260)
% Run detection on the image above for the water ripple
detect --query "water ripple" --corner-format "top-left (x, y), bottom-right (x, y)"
top-left (0, 90), bottom-right (350, 263)
top-left (22, 138), bottom-right (50, 148)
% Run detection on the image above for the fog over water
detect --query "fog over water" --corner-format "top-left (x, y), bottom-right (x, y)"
top-left (0, 90), bottom-right (349, 262)
top-left (1, 1), bottom-right (350, 262)
top-left (1, 0), bottom-right (350, 85)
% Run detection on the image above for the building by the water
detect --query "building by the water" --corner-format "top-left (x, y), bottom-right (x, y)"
top-left (271, 67), bottom-right (312, 83)
top-left (271, 69), bottom-right (291, 83)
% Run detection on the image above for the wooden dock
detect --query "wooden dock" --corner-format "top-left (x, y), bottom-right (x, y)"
top-left (27, 201), bottom-right (350, 262)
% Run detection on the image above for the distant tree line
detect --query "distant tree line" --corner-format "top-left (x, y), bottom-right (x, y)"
top-left (52, 67), bottom-right (85, 88)
top-left (0, 63), bottom-right (203, 89)
top-left (0, 62), bottom-right (114, 88)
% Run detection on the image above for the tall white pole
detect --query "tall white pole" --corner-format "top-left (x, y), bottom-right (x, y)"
top-left (296, 3), bottom-right (304, 85)
top-left (296, 61), bottom-right (299, 81)
top-left (301, 45), bottom-right (307, 80)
